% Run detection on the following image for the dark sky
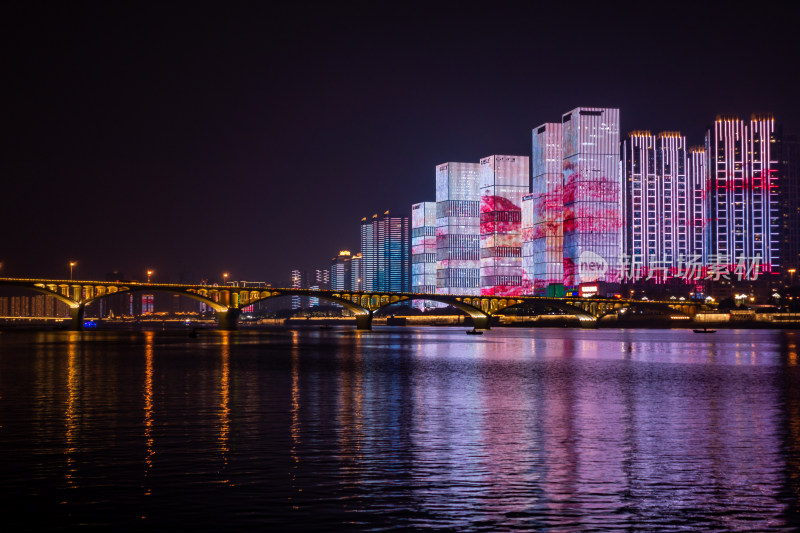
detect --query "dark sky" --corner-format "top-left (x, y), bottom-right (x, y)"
top-left (3, 2), bottom-right (799, 285)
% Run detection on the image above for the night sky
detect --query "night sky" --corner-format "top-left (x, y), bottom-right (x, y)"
top-left (4, 2), bottom-right (799, 285)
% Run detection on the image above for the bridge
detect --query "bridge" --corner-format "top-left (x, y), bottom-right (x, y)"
top-left (0, 278), bottom-right (713, 331)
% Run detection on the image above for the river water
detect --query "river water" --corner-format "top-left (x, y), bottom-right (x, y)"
top-left (0, 327), bottom-right (799, 531)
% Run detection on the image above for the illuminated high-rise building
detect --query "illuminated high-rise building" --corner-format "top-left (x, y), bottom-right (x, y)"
top-left (360, 216), bottom-right (376, 291)
top-left (411, 202), bottom-right (437, 294)
top-left (330, 250), bottom-right (352, 291)
top-left (780, 135), bottom-right (800, 281)
top-left (622, 131), bottom-right (692, 283)
top-left (562, 107), bottom-right (621, 286)
top-left (309, 268), bottom-right (331, 307)
top-left (479, 155), bottom-right (529, 296)
top-left (688, 146), bottom-right (708, 271)
top-left (435, 162), bottom-right (481, 295)
top-left (526, 123), bottom-right (564, 292)
top-left (705, 115), bottom-right (780, 277)
top-left (290, 269), bottom-right (305, 309)
top-left (360, 211), bottom-right (410, 292)
top-left (350, 253), bottom-right (362, 291)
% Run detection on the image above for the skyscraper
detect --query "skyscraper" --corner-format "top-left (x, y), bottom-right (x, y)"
top-left (435, 162), bottom-right (481, 295)
top-left (705, 115), bottom-right (780, 277)
top-left (360, 216), bottom-right (376, 291)
top-left (622, 131), bottom-right (692, 283)
top-left (689, 146), bottom-right (708, 273)
top-left (348, 253), bottom-right (361, 291)
top-left (360, 211), bottom-right (410, 292)
top-left (330, 251), bottom-right (352, 291)
top-left (411, 202), bottom-right (437, 294)
top-left (526, 123), bottom-right (564, 292)
top-left (479, 155), bottom-right (529, 296)
top-left (780, 134), bottom-right (800, 282)
top-left (290, 269), bottom-right (305, 309)
top-left (561, 107), bottom-right (621, 286)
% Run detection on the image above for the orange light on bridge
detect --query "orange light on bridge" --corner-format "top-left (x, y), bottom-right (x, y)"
top-left (147, 270), bottom-right (153, 284)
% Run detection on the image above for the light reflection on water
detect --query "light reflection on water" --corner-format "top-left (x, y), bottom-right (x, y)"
top-left (0, 327), bottom-right (798, 531)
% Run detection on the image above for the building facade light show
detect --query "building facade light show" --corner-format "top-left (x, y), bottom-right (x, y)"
top-left (411, 202), bottom-right (437, 295)
top-left (479, 155), bottom-right (529, 296)
top-left (435, 162), bottom-right (481, 295)
top-left (562, 107), bottom-right (622, 286)
top-left (705, 115), bottom-right (780, 276)
top-left (360, 211), bottom-right (410, 292)
top-left (622, 131), bottom-right (695, 283)
top-left (526, 123), bottom-right (564, 292)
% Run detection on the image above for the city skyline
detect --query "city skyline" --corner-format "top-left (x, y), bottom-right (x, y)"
top-left (3, 3), bottom-right (800, 284)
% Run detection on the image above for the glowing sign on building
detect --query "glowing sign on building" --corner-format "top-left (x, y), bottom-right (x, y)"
top-left (479, 155), bottom-right (529, 296)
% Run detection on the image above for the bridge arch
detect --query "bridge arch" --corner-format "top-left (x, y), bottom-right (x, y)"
top-left (366, 294), bottom-right (492, 329)
top-left (495, 298), bottom-right (597, 323)
top-left (234, 290), bottom-right (373, 330)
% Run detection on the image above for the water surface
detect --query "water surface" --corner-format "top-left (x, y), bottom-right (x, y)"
top-left (1, 327), bottom-right (798, 531)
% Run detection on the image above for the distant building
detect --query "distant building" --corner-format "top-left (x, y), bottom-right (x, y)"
top-left (360, 211), bottom-right (409, 292)
top-left (780, 134), bottom-right (799, 284)
top-left (290, 269), bottom-right (306, 309)
top-left (479, 154), bottom-right (529, 296)
top-left (561, 107), bottom-right (622, 286)
top-left (350, 253), bottom-right (362, 291)
top-left (310, 268), bottom-right (331, 307)
top-left (360, 215), bottom-right (376, 291)
top-left (330, 250), bottom-right (352, 291)
top-left (435, 162), bottom-right (481, 295)
top-left (142, 294), bottom-right (154, 314)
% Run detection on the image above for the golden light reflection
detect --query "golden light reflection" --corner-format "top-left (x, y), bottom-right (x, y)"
top-left (289, 339), bottom-right (300, 509)
top-left (143, 331), bottom-right (154, 495)
top-left (64, 332), bottom-right (80, 487)
top-left (338, 342), bottom-right (364, 479)
top-left (219, 331), bottom-right (231, 484)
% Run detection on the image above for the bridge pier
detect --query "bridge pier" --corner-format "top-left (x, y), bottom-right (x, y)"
top-left (355, 312), bottom-right (373, 331)
top-left (69, 305), bottom-right (85, 331)
top-left (471, 314), bottom-right (491, 330)
top-left (216, 308), bottom-right (240, 331)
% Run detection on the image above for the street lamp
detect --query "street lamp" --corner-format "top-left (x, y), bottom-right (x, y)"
top-left (223, 272), bottom-right (229, 284)
top-left (789, 268), bottom-right (796, 286)
top-left (69, 261), bottom-right (77, 281)
top-left (147, 270), bottom-right (153, 284)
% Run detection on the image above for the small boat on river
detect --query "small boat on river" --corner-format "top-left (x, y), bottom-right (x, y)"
top-left (693, 328), bottom-right (716, 334)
